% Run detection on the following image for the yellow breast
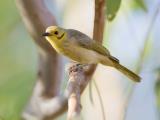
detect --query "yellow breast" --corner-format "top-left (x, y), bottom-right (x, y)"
top-left (46, 37), bottom-right (101, 64)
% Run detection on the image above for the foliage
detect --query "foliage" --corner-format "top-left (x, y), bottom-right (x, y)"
top-left (106, 0), bottom-right (121, 21)
top-left (0, 0), bottom-right (37, 119)
top-left (132, 0), bottom-right (147, 11)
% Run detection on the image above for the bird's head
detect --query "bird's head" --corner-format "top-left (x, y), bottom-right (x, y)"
top-left (42, 26), bottom-right (66, 44)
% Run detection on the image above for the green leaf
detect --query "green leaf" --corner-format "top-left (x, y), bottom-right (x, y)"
top-left (133, 0), bottom-right (147, 12)
top-left (106, 0), bottom-right (121, 21)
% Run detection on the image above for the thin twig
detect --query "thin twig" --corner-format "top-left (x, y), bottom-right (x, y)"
top-left (89, 80), bottom-right (94, 105)
top-left (93, 80), bottom-right (106, 120)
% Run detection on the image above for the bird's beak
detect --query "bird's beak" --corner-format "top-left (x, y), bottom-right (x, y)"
top-left (42, 32), bottom-right (52, 36)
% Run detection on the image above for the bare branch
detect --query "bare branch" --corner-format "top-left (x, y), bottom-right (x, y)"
top-left (16, 0), bottom-right (63, 98)
top-left (66, 0), bottom-right (106, 119)
top-left (66, 64), bottom-right (84, 120)
top-left (94, 0), bottom-right (106, 42)
top-left (16, 0), bottom-right (56, 53)
top-left (16, 0), bottom-right (64, 119)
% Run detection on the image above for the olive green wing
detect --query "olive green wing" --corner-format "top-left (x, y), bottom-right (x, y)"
top-left (79, 39), bottom-right (119, 63)
top-left (67, 29), bottom-right (119, 63)
top-left (67, 29), bottom-right (109, 55)
top-left (90, 41), bottom-right (110, 56)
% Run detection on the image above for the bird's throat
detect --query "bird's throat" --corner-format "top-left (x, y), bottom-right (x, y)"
top-left (45, 38), bottom-right (62, 53)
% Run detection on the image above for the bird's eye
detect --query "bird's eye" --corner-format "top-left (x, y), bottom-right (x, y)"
top-left (54, 31), bottom-right (58, 35)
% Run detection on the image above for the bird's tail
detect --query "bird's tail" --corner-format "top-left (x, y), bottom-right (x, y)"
top-left (101, 55), bottom-right (141, 82)
top-left (114, 63), bottom-right (141, 82)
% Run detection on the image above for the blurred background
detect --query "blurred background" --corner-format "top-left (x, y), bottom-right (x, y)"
top-left (0, 0), bottom-right (160, 120)
top-left (0, 0), bottom-right (37, 120)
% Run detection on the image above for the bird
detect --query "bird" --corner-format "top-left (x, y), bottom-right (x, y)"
top-left (42, 26), bottom-right (141, 82)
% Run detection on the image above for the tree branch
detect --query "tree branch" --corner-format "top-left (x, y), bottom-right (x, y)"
top-left (66, 0), bottom-right (106, 119)
top-left (16, 0), bottom-right (63, 98)
top-left (16, 0), bottom-right (64, 119)
top-left (94, 0), bottom-right (105, 42)
top-left (16, 0), bottom-right (106, 119)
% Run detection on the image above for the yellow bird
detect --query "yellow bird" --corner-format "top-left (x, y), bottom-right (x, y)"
top-left (43, 26), bottom-right (141, 82)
